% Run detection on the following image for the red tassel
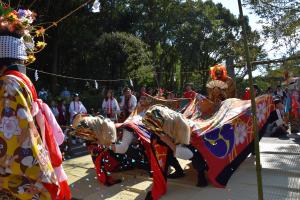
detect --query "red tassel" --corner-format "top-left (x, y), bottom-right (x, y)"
top-left (57, 180), bottom-right (72, 200)
top-left (147, 142), bottom-right (168, 200)
top-left (43, 113), bottom-right (63, 167)
top-left (43, 183), bottom-right (59, 200)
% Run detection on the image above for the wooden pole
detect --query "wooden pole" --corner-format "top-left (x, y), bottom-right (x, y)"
top-left (237, 0), bottom-right (264, 200)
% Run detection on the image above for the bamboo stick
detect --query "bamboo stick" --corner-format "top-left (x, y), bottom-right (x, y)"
top-left (237, 0), bottom-right (264, 199)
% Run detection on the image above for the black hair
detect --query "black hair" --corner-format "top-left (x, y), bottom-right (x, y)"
top-left (0, 31), bottom-right (22, 39)
top-left (0, 58), bottom-right (23, 71)
top-left (123, 86), bottom-right (131, 93)
top-left (273, 99), bottom-right (281, 105)
top-left (105, 89), bottom-right (114, 101)
top-left (0, 58), bottom-right (23, 65)
top-left (185, 82), bottom-right (193, 87)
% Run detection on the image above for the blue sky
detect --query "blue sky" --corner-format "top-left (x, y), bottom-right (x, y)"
top-left (211, 0), bottom-right (260, 29)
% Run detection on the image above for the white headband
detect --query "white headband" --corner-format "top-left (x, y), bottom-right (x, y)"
top-left (0, 36), bottom-right (27, 60)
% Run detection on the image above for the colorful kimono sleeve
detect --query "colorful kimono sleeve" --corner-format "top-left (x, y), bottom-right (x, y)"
top-left (0, 75), bottom-right (58, 200)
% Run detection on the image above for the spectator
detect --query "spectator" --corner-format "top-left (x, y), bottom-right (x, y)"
top-left (253, 84), bottom-right (261, 96)
top-left (265, 97), bottom-right (288, 137)
top-left (50, 100), bottom-right (59, 119)
top-left (243, 87), bottom-right (250, 100)
top-left (155, 88), bottom-right (165, 99)
top-left (243, 84), bottom-right (260, 100)
top-left (147, 87), bottom-right (155, 96)
top-left (120, 87), bottom-right (137, 119)
top-left (274, 85), bottom-right (286, 101)
top-left (69, 93), bottom-right (87, 124)
top-left (60, 87), bottom-right (71, 102)
top-left (90, 108), bottom-right (96, 116)
top-left (167, 91), bottom-right (175, 100)
top-left (102, 89), bottom-right (120, 122)
top-left (183, 83), bottom-right (197, 99)
top-left (57, 98), bottom-right (67, 126)
top-left (38, 88), bottom-right (48, 101)
top-left (137, 85), bottom-right (147, 100)
top-left (266, 87), bottom-right (273, 94)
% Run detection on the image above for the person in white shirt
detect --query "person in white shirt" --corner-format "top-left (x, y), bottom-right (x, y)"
top-left (69, 93), bottom-right (87, 124)
top-left (102, 89), bottom-right (120, 122)
top-left (120, 87), bottom-right (137, 119)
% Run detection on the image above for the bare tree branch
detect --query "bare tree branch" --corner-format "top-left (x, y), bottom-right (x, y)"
top-left (251, 55), bottom-right (300, 65)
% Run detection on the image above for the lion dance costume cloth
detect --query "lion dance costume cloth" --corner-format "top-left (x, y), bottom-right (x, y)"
top-left (73, 93), bottom-right (275, 200)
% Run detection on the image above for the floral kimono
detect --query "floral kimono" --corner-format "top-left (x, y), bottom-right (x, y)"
top-left (0, 73), bottom-right (63, 199)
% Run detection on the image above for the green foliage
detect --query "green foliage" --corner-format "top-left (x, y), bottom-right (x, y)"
top-left (251, 51), bottom-right (300, 92)
top-left (92, 32), bottom-right (153, 85)
top-left (6, 0), bottom-right (265, 100)
top-left (245, 0), bottom-right (300, 54)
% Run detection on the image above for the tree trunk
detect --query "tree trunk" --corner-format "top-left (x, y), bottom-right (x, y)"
top-left (238, 0), bottom-right (264, 199)
top-left (226, 57), bottom-right (235, 79)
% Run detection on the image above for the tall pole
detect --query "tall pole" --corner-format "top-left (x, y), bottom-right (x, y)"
top-left (237, 0), bottom-right (264, 200)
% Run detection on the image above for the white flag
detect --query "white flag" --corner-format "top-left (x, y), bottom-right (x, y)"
top-left (34, 70), bottom-right (39, 81)
top-left (91, 0), bottom-right (100, 13)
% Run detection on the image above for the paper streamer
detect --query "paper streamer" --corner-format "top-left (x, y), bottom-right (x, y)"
top-left (129, 78), bottom-right (133, 87)
top-left (35, 70), bottom-right (39, 81)
top-left (95, 80), bottom-right (98, 89)
top-left (91, 0), bottom-right (100, 13)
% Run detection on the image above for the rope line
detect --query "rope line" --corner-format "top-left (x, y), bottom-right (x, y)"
top-left (26, 67), bottom-right (134, 82)
top-left (45, 0), bottom-right (94, 31)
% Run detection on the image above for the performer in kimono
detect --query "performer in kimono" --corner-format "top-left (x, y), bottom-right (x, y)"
top-left (0, 5), bottom-right (70, 200)
top-left (208, 64), bottom-right (236, 101)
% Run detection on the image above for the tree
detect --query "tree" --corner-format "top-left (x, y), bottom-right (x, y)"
top-left (6, 0), bottom-right (266, 97)
top-left (91, 32), bottom-right (153, 87)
